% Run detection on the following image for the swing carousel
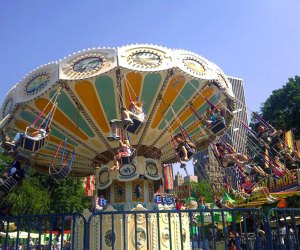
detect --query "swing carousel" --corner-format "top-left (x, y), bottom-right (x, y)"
top-left (0, 45), bottom-right (236, 249)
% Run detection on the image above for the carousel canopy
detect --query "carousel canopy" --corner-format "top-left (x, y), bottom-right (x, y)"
top-left (0, 44), bottom-right (235, 176)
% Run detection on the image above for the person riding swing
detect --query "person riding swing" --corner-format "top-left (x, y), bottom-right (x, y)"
top-left (123, 100), bottom-right (145, 123)
top-left (174, 133), bottom-right (196, 168)
top-left (255, 122), bottom-right (282, 149)
top-left (214, 142), bottom-right (248, 168)
top-left (0, 160), bottom-right (25, 197)
top-left (107, 101), bottom-right (145, 141)
top-left (0, 160), bottom-right (21, 184)
top-left (203, 106), bottom-right (226, 131)
top-left (6, 124), bottom-right (51, 151)
top-left (110, 139), bottom-right (132, 172)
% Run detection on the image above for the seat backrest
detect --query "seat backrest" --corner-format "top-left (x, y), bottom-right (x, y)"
top-left (120, 148), bottom-right (135, 165)
top-left (50, 164), bottom-right (72, 180)
top-left (211, 120), bottom-right (226, 134)
top-left (177, 143), bottom-right (194, 160)
top-left (20, 134), bottom-right (48, 152)
top-left (126, 118), bottom-right (144, 134)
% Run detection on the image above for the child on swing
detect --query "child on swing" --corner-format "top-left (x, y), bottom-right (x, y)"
top-left (214, 142), bottom-right (249, 168)
top-left (270, 156), bottom-right (296, 179)
top-left (174, 133), bottom-right (196, 168)
top-left (239, 158), bottom-right (268, 177)
top-left (6, 124), bottom-right (51, 151)
top-left (107, 101), bottom-right (145, 141)
top-left (255, 122), bottom-right (282, 149)
top-left (240, 177), bottom-right (277, 204)
top-left (271, 141), bottom-right (300, 169)
top-left (110, 139), bottom-right (132, 172)
top-left (122, 100), bottom-right (145, 123)
top-left (204, 106), bottom-right (225, 128)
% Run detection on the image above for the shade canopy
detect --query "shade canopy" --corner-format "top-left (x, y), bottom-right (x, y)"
top-left (0, 45), bottom-right (235, 176)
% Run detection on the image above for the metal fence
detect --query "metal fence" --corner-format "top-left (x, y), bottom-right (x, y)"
top-left (0, 208), bottom-right (299, 250)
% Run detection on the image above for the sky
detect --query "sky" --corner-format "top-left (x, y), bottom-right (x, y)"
top-left (1, 0), bottom-right (300, 176)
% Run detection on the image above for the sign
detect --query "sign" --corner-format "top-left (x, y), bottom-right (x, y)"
top-left (260, 173), bottom-right (299, 192)
top-left (154, 194), bottom-right (162, 204)
top-left (166, 196), bottom-right (174, 205)
top-left (99, 197), bottom-right (107, 206)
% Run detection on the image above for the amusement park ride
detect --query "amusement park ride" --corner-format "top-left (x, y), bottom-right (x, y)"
top-left (0, 44), bottom-right (299, 249)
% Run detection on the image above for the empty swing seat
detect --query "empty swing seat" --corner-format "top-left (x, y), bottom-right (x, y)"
top-left (125, 118), bottom-right (144, 134)
top-left (211, 119), bottom-right (226, 134)
top-left (50, 164), bottom-right (72, 180)
top-left (50, 150), bottom-right (74, 180)
top-left (0, 177), bottom-right (18, 197)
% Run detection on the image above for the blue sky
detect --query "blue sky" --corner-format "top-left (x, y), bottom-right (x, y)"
top-left (1, 1), bottom-right (300, 176)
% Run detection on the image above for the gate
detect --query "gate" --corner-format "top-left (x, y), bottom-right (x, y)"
top-left (1, 208), bottom-right (300, 249)
top-left (0, 213), bottom-right (87, 249)
top-left (265, 208), bottom-right (300, 250)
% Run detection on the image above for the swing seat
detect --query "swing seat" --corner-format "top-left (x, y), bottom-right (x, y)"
top-left (0, 176), bottom-right (18, 197)
top-left (120, 155), bottom-right (133, 165)
top-left (224, 161), bottom-right (235, 168)
top-left (211, 119), bottom-right (226, 134)
top-left (19, 134), bottom-right (48, 152)
top-left (125, 118), bottom-right (144, 134)
top-left (50, 164), bottom-right (72, 180)
top-left (19, 126), bottom-right (48, 152)
top-left (269, 136), bottom-right (279, 148)
top-left (120, 152), bottom-right (135, 165)
top-left (50, 150), bottom-right (74, 180)
top-left (177, 149), bottom-right (194, 160)
top-left (224, 192), bottom-right (236, 203)
top-left (177, 143), bottom-right (195, 160)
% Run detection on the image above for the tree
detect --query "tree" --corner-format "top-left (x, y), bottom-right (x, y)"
top-left (4, 176), bottom-right (51, 215)
top-left (0, 152), bottom-right (92, 215)
top-left (260, 76), bottom-right (300, 139)
top-left (190, 181), bottom-right (214, 203)
top-left (48, 177), bottom-right (91, 214)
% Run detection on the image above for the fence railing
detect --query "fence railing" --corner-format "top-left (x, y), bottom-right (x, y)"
top-left (0, 208), bottom-right (300, 250)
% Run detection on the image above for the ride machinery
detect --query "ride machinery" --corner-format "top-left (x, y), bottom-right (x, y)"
top-left (0, 45), bottom-right (235, 249)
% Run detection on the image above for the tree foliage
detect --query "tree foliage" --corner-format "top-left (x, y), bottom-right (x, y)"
top-left (48, 177), bottom-right (91, 214)
top-left (190, 181), bottom-right (214, 203)
top-left (0, 152), bottom-right (92, 215)
top-left (5, 176), bottom-right (51, 215)
top-left (260, 76), bottom-right (300, 138)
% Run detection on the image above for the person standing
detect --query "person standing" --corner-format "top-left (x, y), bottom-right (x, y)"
top-left (235, 233), bottom-right (241, 250)
top-left (228, 231), bottom-right (236, 250)
top-left (279, 222), bottom-right (287, 250)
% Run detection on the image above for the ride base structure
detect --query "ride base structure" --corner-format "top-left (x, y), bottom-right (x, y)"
top-left (0, 44), bottom-right (250, 249)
